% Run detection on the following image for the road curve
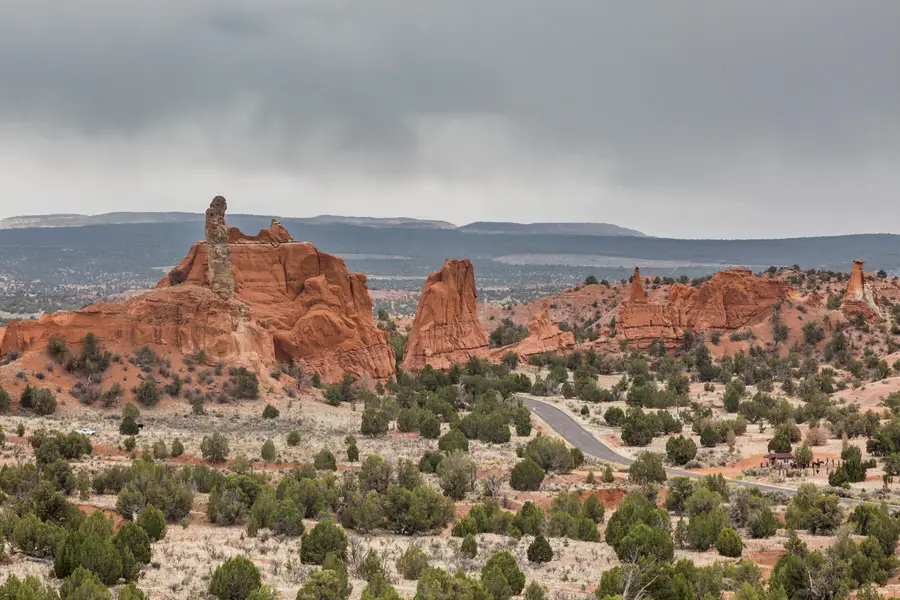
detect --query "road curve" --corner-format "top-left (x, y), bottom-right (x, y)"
top-left (522, 396), bottom-right (879, 508)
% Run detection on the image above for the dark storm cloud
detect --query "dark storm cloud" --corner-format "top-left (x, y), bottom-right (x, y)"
top-left (1, 1), bottom-right (899, 236)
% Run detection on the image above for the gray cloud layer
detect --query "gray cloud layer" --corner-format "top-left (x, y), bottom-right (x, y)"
top-left (1, 1), bottom-right (899, 237)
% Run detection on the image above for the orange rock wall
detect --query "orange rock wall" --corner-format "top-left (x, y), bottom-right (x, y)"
top-left (402, 259), bottom-right (490, 372)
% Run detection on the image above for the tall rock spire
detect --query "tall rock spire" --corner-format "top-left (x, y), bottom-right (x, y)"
top-left (205, 196), bottom-right (235, 300)
top-left (628, 267), bottom-right (646, 302)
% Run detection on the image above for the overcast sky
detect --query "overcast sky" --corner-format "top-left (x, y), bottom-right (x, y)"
top-left (1, 1), bottom-right (899, 238)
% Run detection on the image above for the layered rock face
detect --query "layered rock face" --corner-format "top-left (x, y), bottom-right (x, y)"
top-left (495, 303), bottom-right (575, 359)
top-left (1, 197), bottom-right (395, 384)
top-left (402, 259), bottom-right (490, 372)
top-left (842, 260), bottom-right (883, 319)
top-left (617, 268), bottom-right (791, 347)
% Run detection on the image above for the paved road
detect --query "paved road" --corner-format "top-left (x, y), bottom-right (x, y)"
top-left (522, 397), bottom-right (881, 508)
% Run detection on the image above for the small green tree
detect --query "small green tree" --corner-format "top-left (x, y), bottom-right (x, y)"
top-left (437, 451), bottom-right (476, 500)
top-left (260, 439), bottom-right (276, 464)
top-left (208, 555), bottom-right (262, 600)
top-left (527, 535), bottom-right (553, 563)
top-left (286, 430), bottom-right (301, 446)
top-left (628, 452), bottom-right (667, 486)
top-left (300, 520), bottom-right (348, 565)
top-left (396, 544), bottom-right (428, 580)
top-left (510, 458), bottom-right (545, 491)
top-left (715, 527), bottom-right (743, 557)
top-left (171, 438), bottom-right (184, 458)
top-left (315, 449), bottom-right (338, 471)
top-left (200, 432), bottom-right (230, 463)
top-left (262, 404), bottom-right (279, 419)
top-left (136, 504), bottom-right (167, 541)
top-left (461, 533), bottom-right (478, 558)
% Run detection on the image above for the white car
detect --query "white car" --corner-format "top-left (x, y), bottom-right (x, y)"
top-left (76, 428), bottom-right (98, 436)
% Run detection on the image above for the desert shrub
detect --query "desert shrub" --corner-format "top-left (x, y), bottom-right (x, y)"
top-left (396, 544), bottom-right (429, 580)
top-left (522, 435), bottom-right (574, 473)
top-left (438, 429), bottom-right (469, 453)
top-left (419, 415), bottom-right (441, 439)
top-left (228, 367), bottom-right (260, 399)
top-left (201, 432), bottom-right (230, 462)
top-left (170, 438), bottom-right (184, 458)
top-left (301, 520), bottom-right (348, 565)
top-left (747, 506), bottom-right (779, 539)
top-left (260, 439), bottom-right (276, 464)
top-left (262, 404), bottom-right (279, 419)
top-left (286, 430), bottom-right (301, 446)
top-left (359, 455), bottom-right (393, 494)
top-left (208, 555), bottom-right (262, 600)
top-left (482, 551), bottom-right (526, 595)
top-left (437, 451), bottom-right (476, 500)
top-left (510, 458), bottom-right (544, 491)
top-left (527, 534), bottom-right (553, 563)
top-left (314, 449), bottom-right (337, 471)
top-left (360, 408), bottom-right (390, 437)
top-left (119, 415), bottom-right (140, 436)
top-left (136, 504), bottom-right (167, 541)
top-left (666, 435), bottom-right (697, 465)
top-left (134, 379), bottom-right (161, 407)
top-left (716, 527), bottom-right (743, 557)
top-left (461, 533), bottom-right (478, 558)
top-left (628, 452), bottom-right (666, 486)
top-left (418, 451), bottom-right (444, 474)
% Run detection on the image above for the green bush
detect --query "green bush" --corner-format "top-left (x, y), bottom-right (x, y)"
top-left (136, 504), bottom-right (167, 541)
top-left (437, 451), bottom-right (476, 500)
top-left (666, 435), bottom-right (697, 465)
top-left (482, 551), bottom-right (525, 595)
top-left (171, 438), bottom-right (184, 458)
top-left (396, 544), bottom-right (429, 580)
top-left (135, 379), bottom-right (161, 408)
top-left (510, 458), bottom-right (545, 491)
top-left (628, 452), bottom-right (667, 486)
top-left (716, 527), bottom-right (743, 557)
top-left (262, 404), bottom-right (279, 419)
top-left (208, 555), bottom-right (262, 600)
top-left (201, 432), bottom-right (230, 462)
top-left (301, 520), bottom-right (348, 565)
top-left (286, 430), bottom-right (301, 446)
top-left (438, 429), bottom-right (469, 453)
top-left (315, 449), bottom-right (338, 471)
top-left (527, 535), bottom-right (553, 563)
top-left (461, 533), bottom-right (478, 558)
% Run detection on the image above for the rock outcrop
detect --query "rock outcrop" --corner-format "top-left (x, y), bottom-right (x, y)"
top-left (1, 197), bottom-right (395, 384)
top-left (402, 259), bottom-right (490, 372)
top-left (617, 268), bottom-right (791, 347)
top-left (495, 303), bottom-right (575, 359)
top-left (205, 196), bottom-right (235, 300)
top-left (628, 267), bottom-right (646, 302)
top-left (842, 260), bottom-right (883, 320)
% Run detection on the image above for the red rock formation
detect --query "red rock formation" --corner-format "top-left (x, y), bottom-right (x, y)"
top-left (495, 303), bottom-right (575, 359)
top-left (617, 268), bottom-right (791, 347)
top-left (402, 259), bottom-right (490, 372)
top-left (1, 198), bottom-right (395, 384)
top-left (628, 267), bottom-right (646, 302)
top-left (842, 260), bottom-right (883, 319)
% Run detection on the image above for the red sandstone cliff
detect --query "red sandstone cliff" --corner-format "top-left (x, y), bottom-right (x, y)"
top-left (1, 198), bottom-right (395, 384)
top-left (617, 268), bottom-right (791, 347)
top-left (402, 259), bottom-right (490, 372)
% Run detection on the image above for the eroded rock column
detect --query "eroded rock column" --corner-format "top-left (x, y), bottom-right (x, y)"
top-left (206, 196), bottom-right (235, 299)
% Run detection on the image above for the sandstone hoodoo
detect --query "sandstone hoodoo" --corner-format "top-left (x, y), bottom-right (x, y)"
top-left (1, 197), bottom-right (395, 383)
top-left (402, 259), bottom-right (490, 372)
top-left (494, 302), bottom-right (575, 359)
top-left (842, 259), bottom-right (883, 320)
top-left (627, 267), bottom-right (646, 302)
top-left (617, 267), bottom-right (792, 347)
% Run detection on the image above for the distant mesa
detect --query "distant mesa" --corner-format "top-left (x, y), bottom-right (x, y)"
top-left (1, 197), bottom-right (395, 384)
top-left (617, 267), bottom-right (792, 347)
top-left (842, 259), bottom-right (884, 320)
top-left (402, 259), bottom-right (491, 372)
top-left (458, 221), bottom-right (645, 237)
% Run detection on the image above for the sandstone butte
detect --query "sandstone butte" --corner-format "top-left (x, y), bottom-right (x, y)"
top-left (493, 302), bottom-right (575, 360)
top-left (842, 259), bottom-right (884, 320)
top-left (0, 197), bottom-right (395, 384)
top-left (617, 267), bottom-right (792, 347)
top-left (402, 259), bottom-right (491, 372)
